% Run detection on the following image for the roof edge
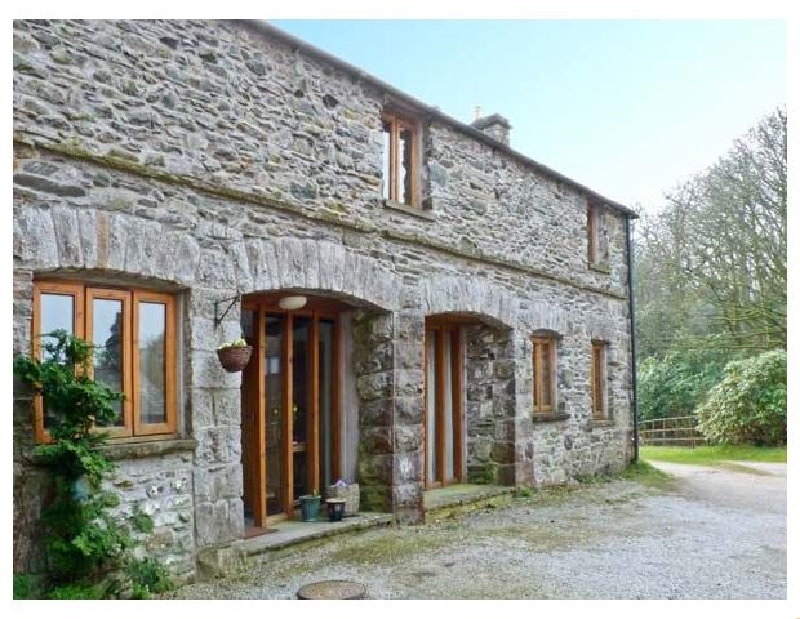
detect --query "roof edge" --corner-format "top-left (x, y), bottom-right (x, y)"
top-left (226, 19), bottom-right (638, 219)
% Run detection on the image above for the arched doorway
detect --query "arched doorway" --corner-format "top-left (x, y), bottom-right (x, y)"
top-left (240, 292), bottom-right (350, 527)
top-left (424, 312), bottom-right (516, 489)
top-left (423, 315), bottom-right (468, 488)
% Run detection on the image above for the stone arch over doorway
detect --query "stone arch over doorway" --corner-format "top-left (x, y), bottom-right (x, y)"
top-left (421, 274), bottom-right (518, 329)
top-left (234, 238), bottom-right (400, 312)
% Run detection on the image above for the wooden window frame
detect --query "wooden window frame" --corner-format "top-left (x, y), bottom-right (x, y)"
top-left (587, 202), bottom-right (597, 266)
top-left (86, 288), bottom-right (133, 439)
top-left (31, 280), bottom-right (178, 444)
top-left (132, 290), bottom-right (177, 437)
top-left (32, 281), bottom-right (85, 444)
top-left (591, 340), bottom-right (607, 420)
top-left (382, 111), bottom-right (420, 207)
top-left (532, 336), bottom-right (556, 416)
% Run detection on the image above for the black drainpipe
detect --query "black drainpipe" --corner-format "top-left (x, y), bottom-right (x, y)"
top-left (625, 216), bottom-right (639, 462)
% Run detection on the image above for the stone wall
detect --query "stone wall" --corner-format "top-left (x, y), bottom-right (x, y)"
top-left (13, 18), bottom-right (635, 578)
top-left (464, 325), bottom-right (516, 485)
top-left (107, 447), bottom-right (196, 583)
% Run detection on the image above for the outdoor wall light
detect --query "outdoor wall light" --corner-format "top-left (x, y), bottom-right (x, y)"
top-left (278, 295), bottom-right (308, 310)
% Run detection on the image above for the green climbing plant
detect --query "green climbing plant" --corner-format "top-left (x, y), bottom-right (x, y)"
top-left (14, 330), bottom-right (172, 598)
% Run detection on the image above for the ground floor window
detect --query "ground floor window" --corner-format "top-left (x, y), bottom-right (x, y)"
top-left (532, 335), bottom-right (556, 415)
top-left (32, 280), bottom-right (177, 443)
top-left (591, 340), bottom-right (607, 419)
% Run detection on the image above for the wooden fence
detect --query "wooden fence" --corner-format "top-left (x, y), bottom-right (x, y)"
top-left (638, 415), bottom-right (707, 447)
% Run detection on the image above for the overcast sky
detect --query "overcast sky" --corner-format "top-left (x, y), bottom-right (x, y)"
top-left (272, 20), bottom-right (786, 213)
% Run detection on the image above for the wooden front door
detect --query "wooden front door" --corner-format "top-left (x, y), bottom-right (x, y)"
top-left (241, 298), bottom-right (342, 525)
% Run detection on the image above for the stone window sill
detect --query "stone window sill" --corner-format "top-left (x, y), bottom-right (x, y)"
top-left (588, 262), bottom-right (612, 275)
top-left (383, 199), bottom-right (435, 221)
top-left (588, 419), bottom-right (615, 429)
top-left (99, 438), bottom-right (197, 461)
top-left (532, 412), bottom-right (570, 423)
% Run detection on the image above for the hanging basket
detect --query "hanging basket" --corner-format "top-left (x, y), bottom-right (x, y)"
top-left (217, 345), bottom-right (253, 373)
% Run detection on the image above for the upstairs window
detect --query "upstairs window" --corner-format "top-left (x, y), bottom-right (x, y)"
top-left (532, 336), bottom-right (556, 415)
top-left (32, 281), bottom-right (177, 443)
top-left (587, 202), bottom-right (597, 265)
top-left (381, 111), bottom-right (419, 207)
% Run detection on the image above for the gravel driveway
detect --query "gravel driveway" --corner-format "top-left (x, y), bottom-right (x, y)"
top-left (174, 462), bottom-right (786, 599)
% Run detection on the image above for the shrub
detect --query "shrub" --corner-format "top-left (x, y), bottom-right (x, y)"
top-left (638, 348), bottom-right (729, 421)
top-left (13, 573), bottom-right (41, 600)
top-left (696, 350), bottom-right (786, 446)
top-left (126, 557), bottom-right (174, 599)
top-left (46, 582), bottom-right (106, 600)
top-left (13, 330), bottom-right (172, 598)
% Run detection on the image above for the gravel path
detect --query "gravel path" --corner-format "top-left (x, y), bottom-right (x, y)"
top-left (173, 463), bottom-right (786, 599)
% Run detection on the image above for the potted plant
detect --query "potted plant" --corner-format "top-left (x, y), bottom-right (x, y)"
top-left (326, 479), bottom-right (359, 517)
top-left (216, 337), bottom-right (253, 373)
top-left (325, 498), bottom-right (346, 522)
top-left (299, 488), bottom-right (321, 522)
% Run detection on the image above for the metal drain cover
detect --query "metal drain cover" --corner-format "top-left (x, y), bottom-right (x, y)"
top-left (297, 579), bottom-right (367, 600)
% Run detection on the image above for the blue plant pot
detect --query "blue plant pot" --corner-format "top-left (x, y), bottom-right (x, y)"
top-left (299, 495), bottom-right (321, 521)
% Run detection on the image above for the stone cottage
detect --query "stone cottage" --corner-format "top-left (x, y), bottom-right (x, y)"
top-left (12, 19), bottom-right (638, 581)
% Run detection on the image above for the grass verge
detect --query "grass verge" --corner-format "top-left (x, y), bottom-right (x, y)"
top-left (618, 460), bottom-right (674, 488)
top-left (640, 445), bottom-right (786, 465)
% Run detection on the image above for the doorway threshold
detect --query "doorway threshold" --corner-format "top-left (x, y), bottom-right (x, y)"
top-left (423, 484), bottom-right (515, 522)
top-left (234, 512), bottom-right (394, 557)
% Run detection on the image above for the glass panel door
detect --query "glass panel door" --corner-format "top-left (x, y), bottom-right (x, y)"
top-left (319, 320), bottom-right (335, 492)
top-left (443, 331), bottom-right (454, 481)
top-left (292, 317), bottom-right (310, 501)
top-left (426, 325), bottom-right (464, 486)
top-left (265, 315), bottom-right (284, 517)
top-left (426, 330), bottom-right (437, 484)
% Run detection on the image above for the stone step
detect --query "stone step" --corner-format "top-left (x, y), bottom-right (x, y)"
top-left (232, 512), bottom-right (395, 559)
top-left (423, 484), bottom-right (516, 523)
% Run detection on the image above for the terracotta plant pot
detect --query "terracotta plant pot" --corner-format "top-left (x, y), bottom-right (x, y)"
top-left (217, 345), bottom-right (253, 373)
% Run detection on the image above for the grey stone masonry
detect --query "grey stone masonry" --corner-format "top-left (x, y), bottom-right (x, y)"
top-left (13, 19), bottom-right (635, 580)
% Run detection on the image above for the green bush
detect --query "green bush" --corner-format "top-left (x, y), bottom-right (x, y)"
top-left (696, 350), bottom-right (786, 446)
top-left (13, 573), bottom-right (41, 600)
top-left (46, 582), bottom-right (106, 600)
top-left (13, 330), bottom-right (172, 598)
top-left (126, 557), bottom-right (174, 599)
top-left (638, 348), bottom-right (730, 421)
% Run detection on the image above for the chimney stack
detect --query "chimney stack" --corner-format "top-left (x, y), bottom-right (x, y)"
top-left (470, 112), bottom-right (511, 147)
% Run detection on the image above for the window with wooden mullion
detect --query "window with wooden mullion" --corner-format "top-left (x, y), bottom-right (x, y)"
top-left (381, 113), bottom-right (418, 207)
top-left (132, 290), bottom-right (177, 436)
top-left (31, 281), bottom-right (177, 443)
top-left (86, 288), bottom-right (133, 438)
top-left (587, 203), bottom-right (596, 265)
top-left (591, 341), bottom-right (606, 419)
top-left (532, 337), bottom-right (555, 415)
top-left (32, 281), bottom-right (85, 444)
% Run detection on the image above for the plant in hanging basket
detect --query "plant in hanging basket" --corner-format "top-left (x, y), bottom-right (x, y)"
top-left (216, 338), bottom-right (253, 373)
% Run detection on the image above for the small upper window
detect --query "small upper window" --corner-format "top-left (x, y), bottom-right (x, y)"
top-left (32, 281), bottom-right (177, 443)
top-left (587, 202), bottom-right (597, 265)
top-left (532, 336), bottom-right (556, 415)
top-left (381, 111), bottom-right (419, 207)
